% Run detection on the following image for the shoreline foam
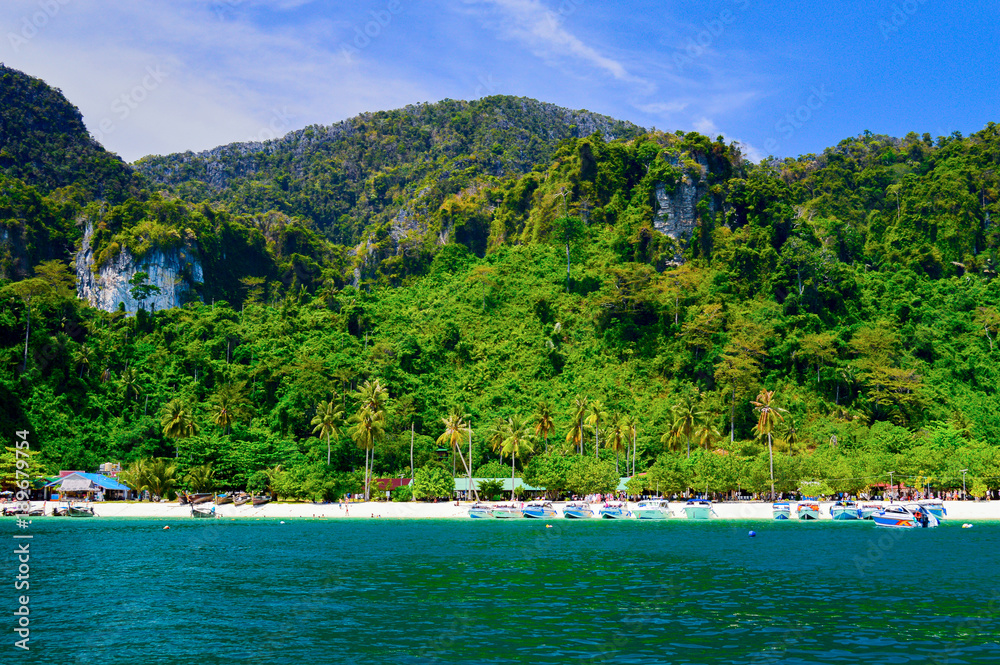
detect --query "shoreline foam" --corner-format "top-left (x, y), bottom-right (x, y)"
top-left (9, 499), bottom-right (1000, 520)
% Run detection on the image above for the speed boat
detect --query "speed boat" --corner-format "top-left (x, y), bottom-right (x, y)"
top-left (683, 499), bottom-right (714, 520)
top-left (830, 501), bottom-right (860, 520)
top-left (796, 500), bottom-right (820, 520)
top-left (492, 504), bottom-right (522, 519)
top-left (873, 503), bottom-right (939, 529)
top-left (468, 503), bottom-right (494, 519)
top-left (772, 502), bottom-right (791, 520)
top-left (598, 501), bottom-right (630, 519)
top-left (522, 501), bottom-right (557, 519)
top-left (859, 503), bottom-right (881, 520)
top-left (918, 499), bottom-right (946, 520)
top-left (633, 499), bottom-right (671, 520)
top-left (563, 502), bottom-right (594, 519)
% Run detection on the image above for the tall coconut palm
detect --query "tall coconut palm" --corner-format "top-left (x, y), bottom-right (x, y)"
top-left (660, 424), bottom-right (683, 454)
top-left (351, 379), bottom-right (389, 499)
top-left (605, 416), bottom-right (627, 475)
top-left (585, 400), bottom-right (608, 459)
top-left (671, 394), bottom-right (708, 459)
top-left (694, 420), bottom-right (721, 451)
top-left (752, 389), bottom-right (786, 501)
top-left (349, 406), bottom-right (385, 500)
top-left (532, 401), bottom-right (555, 453)
top-left (353, 378), bottom-right (389, 417)
top-left (619, 414), bottom-right (638, 477)
top-left (74, 344), bottom-right (93, 378)
top-left (501, 415), bottom-right (535, 501)
top-left (160, 399), bottom-right (198, 457)
top-left (438, 411), bottom-right (478, 502)
top-left (312, 399), bottom-right (344, 466)
top-left (211, 382), bottom-right (248, 435)
top-left (486, 416), bottom-right (507, 466)
top-left (566, 395), bottom-right (589, 455)
top-left (120, 366), bottom-right (141, 403)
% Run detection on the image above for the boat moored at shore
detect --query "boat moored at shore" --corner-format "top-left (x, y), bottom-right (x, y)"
top-left (860, 503), bottom-right (881, 520)
top-left (598, 501), bottom-right (629, 519)
top-left (563, 502), bottom-right (594, 519)
top-left (492, 504), bottom-right (522, 519)
top-left (683, 499), bottom-right (714, 519)
top-left (772, 502), bottom-right (791, 520)
top-left (830, 501), bottom-right (859, 520)
top-left (633, 499), bottom-right (671, 520)
top-left (873, 503), bottom-right (939, 528)
top-left (918, 499), bottom-right (946, 520)
top-left (796, 500), bottom-right (820, 520)
top-left (522, 501), bottom-right (557, 519)
top-left (191, 505), bottom-right (216, 518)
top-left (67, 503), bottom-right (96, 517)
top-left (468, 503), bottom-right (494, 519)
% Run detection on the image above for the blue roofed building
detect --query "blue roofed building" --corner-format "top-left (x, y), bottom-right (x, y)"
top-left (45, 472), bottom-right (131, 501)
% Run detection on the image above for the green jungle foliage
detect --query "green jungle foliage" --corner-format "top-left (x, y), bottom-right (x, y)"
top-left (134, 95), bottom-right (644, 247)
top-left (0, 65), bottom-right (143, 202)
top-left (3, 67), bottom-right (1000, 499)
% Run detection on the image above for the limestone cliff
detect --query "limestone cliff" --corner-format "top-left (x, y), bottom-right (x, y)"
top-left (653, 154), bottom-right (713, 243)
top-left (75, 222), bottom-right (203, 313)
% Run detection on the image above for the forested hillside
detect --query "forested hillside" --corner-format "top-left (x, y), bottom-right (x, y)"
top-left (134, 96), bottom-right (643, 247)
top-left (2, 66), bottom-right (1000, 502)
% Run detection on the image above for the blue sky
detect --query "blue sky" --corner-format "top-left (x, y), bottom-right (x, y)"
top-left (1, 0), bottom-right (996, 162)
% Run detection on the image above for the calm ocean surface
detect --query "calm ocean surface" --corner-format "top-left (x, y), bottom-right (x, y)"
top-left (10, 517), bottom-right (1000, 664)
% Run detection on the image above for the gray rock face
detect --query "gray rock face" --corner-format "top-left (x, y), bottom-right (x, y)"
top-left (653, 154), bottom-right (713, 242)
top-left (75, 222), bottom-right (203, 313)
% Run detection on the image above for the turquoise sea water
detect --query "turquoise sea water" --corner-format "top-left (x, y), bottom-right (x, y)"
top-left (9, 517), bottom-right (1000, 664)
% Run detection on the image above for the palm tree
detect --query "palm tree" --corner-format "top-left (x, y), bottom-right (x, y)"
top-left (437, 410), bottom-right (478, 502)
top-left (694, 420), bottom-right (721, 451)
top-left (752, 389), bottom-right (786, 501)
top-left (486, 416), bottom-right (507, 466)
top-left (119, 458), bottom-right (150, 499)
top-left (349, 406), bottom-right (385, 501)
top-left (532, 401), bottom-right (555, 453)
top-left (120, 366), bottom-right (141, 405)
top-left (501, 415), bottom-right (535, 501)
top-left (660, 423), bottom-right (683, 454)
top-left (160, 399), bottom-right (198, 457)
top-left (73, 344), bottom-right (93, 378)
top-left (184, 463), bottom-right (216, 493)
top-left (585, 400), bottom-right (608, 459)
top-left (143, 458), bottom-right (179, 501)
top-left (566, 395), bottom-right (589, 455)
top-left (353, 378), bottom-right (389, 417)
top-left (619, 414), bottom-right (638, 477)
top-left (311, 399), bottom-right (344, 466)
top-left (605, 416), bottom-right (627, 475)
top-left (211, 382), bottom-right (248, 435)
top-left (351, 379), bottom-right (389, 500)
top-left (671, 394), bottom-right (708, 459)
top-left (264, 464), bottom-right (283, 501)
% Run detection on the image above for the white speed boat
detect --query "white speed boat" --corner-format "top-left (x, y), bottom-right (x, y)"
top-left (633, 499), bottom-right (671, 520)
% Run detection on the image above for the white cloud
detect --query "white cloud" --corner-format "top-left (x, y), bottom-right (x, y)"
top-left (463, 0), bottom-right (651, 89)
top-left (0, 0), bottom-right (433, 160)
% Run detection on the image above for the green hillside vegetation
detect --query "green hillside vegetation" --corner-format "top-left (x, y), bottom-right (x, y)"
top-left (3, 67), bottom-right (1000, 501)
top-left (134, 95), bottom-right (644, 248)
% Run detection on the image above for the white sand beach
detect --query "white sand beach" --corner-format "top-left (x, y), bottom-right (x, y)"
top-left (13, 499), bottom-right (1000, 520)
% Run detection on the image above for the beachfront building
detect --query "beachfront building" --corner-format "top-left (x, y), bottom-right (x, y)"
top-left (453, 478), bottom-right (545, 500)
top-left (45, 472), bottom-right (131, 501)
top-left (373, 478), bottom-right (413, 499)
